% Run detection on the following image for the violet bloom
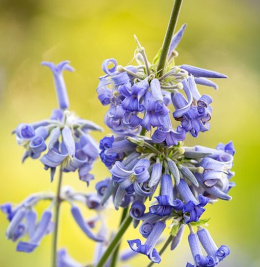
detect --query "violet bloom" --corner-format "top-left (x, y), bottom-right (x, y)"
top-left (187, 231), bottom-right (216, 267)
top-left (177, 179), bottom-right (209, 223)
top-left (14, 61), bottom-right (102, 182)
top-left (150, 174), bottom-right (184, 216)
top-left (172, 77), bottom-right (213, 137)
top-left (141, 92), bottom-right (169, 131)
top-left (17, 210), bottom-right (53, 253)
top-left (197, 228), bottom-right (230, 264)
top-left (1, 194), bottom-right (54, 253)
top-left (128, 221), bottom-right (166, 263)
top-left (152, 114), bottom-right (186, 146)
top-left (71, 205), bottom-right (105, 242)
top-left (121, 79), bottom-right (149, 112)
top-left (99, 136), bottom-right (124, 167)
top-left (111, 158), bottom-right (150, 195)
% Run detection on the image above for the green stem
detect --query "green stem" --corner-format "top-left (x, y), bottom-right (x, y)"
top-left (140, 127), bottom-right (147, 136)
top-left (157, 0), bottom-right (183, 77)
top-left (96, 215), bottom-right (133, 267)
top-left (146, 235), bottom-right (174, 267)
top-left (51, 168), bottom-right (63, 267)
top-left (110, 207), bottom-right (130, 267)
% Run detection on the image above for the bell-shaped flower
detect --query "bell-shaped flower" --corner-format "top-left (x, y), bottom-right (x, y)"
top-left (150, 174), bottom-right (184, 216)
top-left (177, 179), bottom-right (209, 223)
top-left (142, 92), bottom-right (169, 131)
top-left (152, 114), bottom-right (186, 146)
top-left (111, 159), bottom-right (150, 193)
top-left (121, 79), bottom-right (149, 112)
top-left (128, 221), bottom-right (166, 263)
top-left (17, 210), bottom-right (53, 253)
top-left (197, 228), bottom-right (230, 264)
top-left (71, 205), bottom-right (105, 242)
top-left (187, 231), bottom-right (216, 267)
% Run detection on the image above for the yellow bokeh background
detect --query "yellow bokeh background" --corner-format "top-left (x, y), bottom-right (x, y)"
top-left (0, 0), bottom-right (259, 266)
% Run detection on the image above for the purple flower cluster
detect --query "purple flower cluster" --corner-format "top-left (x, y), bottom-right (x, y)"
top-left (187, 227), bottom-right (230, 267)
top-left (0, 186), bottom-right (108, 254)
top-left (98, 133), bottom-right (235, 264)
top-left (97, 25), bottom-right (227, 144)
top-left (14, 61), bottom-right (102, 182)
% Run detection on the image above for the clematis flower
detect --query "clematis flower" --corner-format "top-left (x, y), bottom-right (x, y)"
top-left (128, 221), bottom-right (166, 263)
top-left (177, 179), bottom-right (209, 223)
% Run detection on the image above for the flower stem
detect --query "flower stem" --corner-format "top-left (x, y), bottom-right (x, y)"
top-left (51, 168), bottom-right (63, 267)
top-left (146, 235), bottom-right (174, 267)
top-left (96, 215), bottom-right (133, 267)
top-left (157, 0), bottom-right (183, 77)
top-left (110, 207), bottom-right (130, 267)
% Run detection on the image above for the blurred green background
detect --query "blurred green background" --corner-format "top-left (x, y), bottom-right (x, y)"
top-left (0, 0), bottom-right (259, 266)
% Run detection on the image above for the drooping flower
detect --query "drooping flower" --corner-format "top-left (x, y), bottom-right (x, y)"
top-left (128, 221), bottom-right (166, 263)
top-left (1, 193), bottom-right (54, 252)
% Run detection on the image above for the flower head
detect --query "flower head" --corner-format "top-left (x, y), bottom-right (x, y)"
top-left (14, 61), bottom-right (102, 182)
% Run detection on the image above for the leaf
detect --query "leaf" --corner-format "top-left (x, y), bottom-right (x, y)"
top-left (190, 217), bottom-right (211, 227)
top-left (170, 222), bottom-right (181, 236)
top-left (152, 47), bottom-right (162, 65)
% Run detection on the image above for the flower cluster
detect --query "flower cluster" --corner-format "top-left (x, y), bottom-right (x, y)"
top-left (96, 24), bottom-right (235, 266)
top-left (97, 25), bottom-right (227, 144)
top-left (0, 186), bottom-right (107, 254)
top-left (99, 134), bottom-right (235, 264)
top-left (14, 61), bottom-right (102, 183)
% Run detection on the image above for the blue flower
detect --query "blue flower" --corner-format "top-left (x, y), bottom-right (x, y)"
top-left (187, 231), bottom-right (216, 267)
top-left (71, 206), bottom-right (105, 242)
top-left (150, 174), bottom-right (184, 216)
top-left (177, 179), bottom-right (209, 223)
top-left (17, 210), bottom-right (53, 253)
top-left (128, 221), bottom-right (166, 263)
top-left (1, 194), bottom-right (55, 253)
top-left (197, 228), bottom-right (230, 264)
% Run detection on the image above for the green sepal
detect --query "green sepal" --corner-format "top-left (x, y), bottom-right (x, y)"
top-left (170, 222), bottom-right (181, 236)
top-left (152, 47), bottom-right (162, 65)
top-left (190, 217), bottom-right (211, 227)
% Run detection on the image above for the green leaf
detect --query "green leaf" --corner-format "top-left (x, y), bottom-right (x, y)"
top-left (170, 222), bottom-right (181, 236)
top-left (190, 218), bottom-right (211, 227)
top-left (152, 47), bottom-right (162, 65)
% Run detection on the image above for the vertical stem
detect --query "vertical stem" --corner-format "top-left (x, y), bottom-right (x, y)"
top-left (51, 168), bottom-right (63, 267)
top-left (146, 235), bottom-right (174, 267)
top-left (140, 127), bottom-right (147, 136)
top-left (96, 215), bottom-right (133, 267)
top-left (157, 0), bottom-right (183, 77)
top-left (110, 207), bottom-right (129, 267)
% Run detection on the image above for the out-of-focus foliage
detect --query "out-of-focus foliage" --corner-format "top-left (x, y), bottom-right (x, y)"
top-left (0, 0), bottom-right (259, 266)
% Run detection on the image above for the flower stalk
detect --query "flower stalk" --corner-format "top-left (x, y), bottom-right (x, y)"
top-left (95, 215), bottom-right (133, 267)
top-left (146, 235), bottom-right (174, 267)
top-left (51, 168), bottom-right (63, 267)
top-left (157, 0), bottom-right (183, 77)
